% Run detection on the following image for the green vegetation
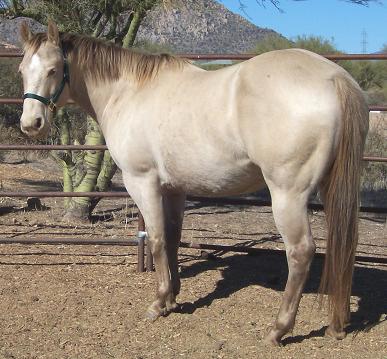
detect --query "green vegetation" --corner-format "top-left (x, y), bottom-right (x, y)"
top-left (133, 39), bottom-right (173, 54)
top-left (0, 57), bottom-right (28, 163)
top-left (362, 114), bottom-right (387, 192)
top-left (254, 34), bottom-right (338, 55)
top-left (0, 58), bottom-right (22, 127)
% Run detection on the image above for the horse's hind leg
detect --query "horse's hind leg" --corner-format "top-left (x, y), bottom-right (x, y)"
top-left (264, 188), bottom-right (316, 346)
top-left (163, 192), bottom-right (186, 298)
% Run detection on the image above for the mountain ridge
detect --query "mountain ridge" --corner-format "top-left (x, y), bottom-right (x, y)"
top-left (0, 0), bottom-right (281, 53)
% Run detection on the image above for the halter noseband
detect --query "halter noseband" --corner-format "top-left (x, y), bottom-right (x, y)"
top-left (23, 57), bottom-right (69, 112)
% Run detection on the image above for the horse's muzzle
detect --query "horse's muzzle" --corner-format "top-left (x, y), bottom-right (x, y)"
top-left (20, 115), bottom-right (49, 139)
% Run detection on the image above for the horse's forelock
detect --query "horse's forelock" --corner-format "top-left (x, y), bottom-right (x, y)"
top-left (23, 32), bottom-right (48, 54)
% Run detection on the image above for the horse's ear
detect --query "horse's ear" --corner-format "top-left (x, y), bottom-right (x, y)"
top-left (47, 20), bottom-right (60, 46)
top-left (20, 21), bottom-right (33, 44)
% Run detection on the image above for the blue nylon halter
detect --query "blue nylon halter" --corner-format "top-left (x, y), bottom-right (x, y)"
top-left (23, 58), bottom-right (69, 112)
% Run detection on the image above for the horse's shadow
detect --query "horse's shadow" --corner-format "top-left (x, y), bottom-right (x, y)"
top-left (178, 252), bottom-right (386, 344)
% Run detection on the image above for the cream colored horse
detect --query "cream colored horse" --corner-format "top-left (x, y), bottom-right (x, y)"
top-left (19, 21), bottom-right (369, 346)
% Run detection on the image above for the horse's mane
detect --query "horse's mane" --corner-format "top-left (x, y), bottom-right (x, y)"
top-left (23, 32), bottom-right (186, 84)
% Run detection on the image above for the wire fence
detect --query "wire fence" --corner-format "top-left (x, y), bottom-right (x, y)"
top-left (0, 50), bottom-right (386, 269)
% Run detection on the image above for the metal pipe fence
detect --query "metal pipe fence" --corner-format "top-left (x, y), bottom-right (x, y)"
top-left (2, 50), bottom-right (387, 60)
top-left (0, 236), bottom-right (385, 264)
top-left (0, 144), bottom-right (385, 162)
top-left (1, 50), bottom-right (386, 268)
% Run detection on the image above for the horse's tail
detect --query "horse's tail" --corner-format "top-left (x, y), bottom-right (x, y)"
top-left (319, 74), bottom-right (369, 334)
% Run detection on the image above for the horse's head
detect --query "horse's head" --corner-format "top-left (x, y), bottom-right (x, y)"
top-left (19, 21), bottom-right (69, 138)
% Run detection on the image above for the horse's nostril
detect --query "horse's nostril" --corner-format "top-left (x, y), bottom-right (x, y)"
top-left (35, 117), bottom-right (42, 129)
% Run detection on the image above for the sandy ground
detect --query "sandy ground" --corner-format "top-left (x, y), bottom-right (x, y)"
top-left (0, 159), bottom-right (386, 359)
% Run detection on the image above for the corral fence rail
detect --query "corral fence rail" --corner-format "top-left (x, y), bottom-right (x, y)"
top-left (0, 50), bottom-right (386, 269)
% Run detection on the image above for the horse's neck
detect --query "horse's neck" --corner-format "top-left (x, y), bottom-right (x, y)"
top-left (68, 64), bottom-right (122, 121)
top-left (67, 59), bottom-right (197, 125)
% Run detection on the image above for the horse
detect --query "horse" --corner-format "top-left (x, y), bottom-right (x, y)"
top-left (18, 21), bottom-right (369, 346)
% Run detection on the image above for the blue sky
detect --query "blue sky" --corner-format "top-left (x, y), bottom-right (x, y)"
top-left (219, 0), bottom-right (386, 53)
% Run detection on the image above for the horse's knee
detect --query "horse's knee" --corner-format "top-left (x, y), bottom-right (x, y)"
top-left (148, 234), bottom-right (166, 256)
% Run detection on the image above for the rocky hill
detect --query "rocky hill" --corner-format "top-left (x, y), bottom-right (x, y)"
top-left (136, 0), bottom-right (281, 53)
top-left (0, 17), bottom-right (45, 49)
top-left (0, 0), bottom-right (281, 53)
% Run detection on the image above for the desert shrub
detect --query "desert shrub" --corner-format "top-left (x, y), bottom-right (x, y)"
top-left (0, 57), bottom-right (22, 98)
top-left (200, 63), bottom-right (229, 71)
top-left (0, 57), bottom-right (23, 130)
top-left (365, 88), bottom-right (387, 106)
top-left (253, 34), bottom-right (293, 54)
top-left (0, 122), bottom-right (30, 162)
top-left (133, 39), bottom-right (173, 54)
top-left (253, 34), bottom-right (338, 55)
top-left (361, 114), bottom-right (387, 191)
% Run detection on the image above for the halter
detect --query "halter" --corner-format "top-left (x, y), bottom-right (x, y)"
top-left (23, 57), bottom-right (69, 112)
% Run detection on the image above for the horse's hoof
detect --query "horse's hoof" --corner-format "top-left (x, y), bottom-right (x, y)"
top-left (145, 296), bottom-right (178, 321)
top-left (325, 326), bottom-right (346, 340)
top-left (264, 330), bottom-right (283, 347)
top-left (145, 308), bottom-right (161, 322)
top-left (145, 303), bottom-right (166, 321)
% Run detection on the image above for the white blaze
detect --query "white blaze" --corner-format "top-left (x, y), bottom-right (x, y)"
top-left (25, 53), bottom-right (45, 97)
top-left (29, 53), bottom-right (42, 71)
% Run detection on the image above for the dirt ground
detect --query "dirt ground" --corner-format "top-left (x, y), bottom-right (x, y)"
top-left (0, 158), bottom-right (386, 359)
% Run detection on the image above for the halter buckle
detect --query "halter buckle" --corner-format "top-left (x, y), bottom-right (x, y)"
top-left (48, 100), bottom-right (56, 112)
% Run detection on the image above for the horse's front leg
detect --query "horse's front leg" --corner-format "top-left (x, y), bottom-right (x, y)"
top-left (163, 192), bottom-right (186, 298)
top-left (122, 171), bottom-right (175, 320)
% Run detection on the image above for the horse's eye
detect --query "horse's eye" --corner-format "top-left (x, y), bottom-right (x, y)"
top-left (47, 68), bottom-right (56, 76)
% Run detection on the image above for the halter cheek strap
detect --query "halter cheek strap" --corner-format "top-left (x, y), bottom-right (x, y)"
top-left (23, 59), bottom-right (70, 112)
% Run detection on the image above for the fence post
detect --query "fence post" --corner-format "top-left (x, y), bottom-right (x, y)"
top-left (146, 229), bottom-right (154, 273)
top-left (137, 211), bottom-right (146, 273)
top-left (136, 210), bottom-right (154, 272)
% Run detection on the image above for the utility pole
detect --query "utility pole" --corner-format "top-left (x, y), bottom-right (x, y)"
top-left (361, 29), bottom-right (368, 54)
